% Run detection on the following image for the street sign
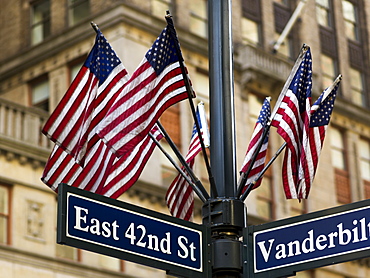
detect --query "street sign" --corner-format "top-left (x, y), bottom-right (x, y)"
top-left (245, 199), bottom-right (370, 278)
top-left (57, 184), bottom-right (210, 278)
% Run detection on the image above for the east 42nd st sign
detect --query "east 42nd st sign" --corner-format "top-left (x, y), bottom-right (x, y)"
top-left (57, 184), bottom-right (210, 278)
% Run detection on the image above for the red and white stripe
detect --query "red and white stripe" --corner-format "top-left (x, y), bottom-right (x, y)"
top-left (165, 103), bottom-right (209, 221)
top-left (240, 97), bottom-right (270, 190)
top-left (240, 127), bottom-right (269, 190)
top-left (165, 160), bottom-right (195, 221)
top-left (97, 60), bottom-right (190, 158)
top-left (98, 126), bottom-right (163, 198)
top-left (42, 63), bottom-right (129, 164)
top-left (42, 126), bottom-right (162, 197)
top-left (274, 89), bottom-right (311, 199)
top-left (297, 78), bottom-right (340, 198)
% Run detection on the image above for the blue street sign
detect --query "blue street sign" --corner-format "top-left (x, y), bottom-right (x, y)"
top-left (245, 199), bottom-right (370, 278)
top-left (57, 184), bottom-right (210, 278)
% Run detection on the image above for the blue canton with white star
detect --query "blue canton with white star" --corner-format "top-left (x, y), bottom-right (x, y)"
top-left (84, 31), bottom-right (121, 85)
top-left (288, 48), bottom-right (312, 113)
top-left (258, 98), bottom-right (271, 143)
top-left (310, 84), bottom-right (338, 127)
top-left (191, 108), bottom-right (202, 139)
top-left (145, 27), bottom-right (179, 76)
top-left (257, 98), bottom-right (271, 126)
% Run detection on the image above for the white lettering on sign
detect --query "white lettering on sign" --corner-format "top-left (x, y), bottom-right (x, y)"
top-left (73, 205), bottom-right (120, 240)
top-left (178, 235), bottom-right (197, 261)
top-left (257, 239), bottom-right (275, 262)
top-left (72, 206), bottom-right (200, 262)
top-left (256, 217), bottom-right (370, 263)
top-left (124, 222), bottom-right (172, 255)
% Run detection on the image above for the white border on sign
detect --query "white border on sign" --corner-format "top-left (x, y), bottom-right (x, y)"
top-left (253, 206), bottom-right (370, 273)
top-left (65, 192), bottom-right (203, 272)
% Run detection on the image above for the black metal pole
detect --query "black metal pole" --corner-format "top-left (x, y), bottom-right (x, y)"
top-left (203, 1), bottom-right (245, 277)
top-left (209, 0), bottom-right (236, 198)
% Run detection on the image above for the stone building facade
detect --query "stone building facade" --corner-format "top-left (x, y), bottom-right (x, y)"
top-left (1, 0), bottom-right (370, 277)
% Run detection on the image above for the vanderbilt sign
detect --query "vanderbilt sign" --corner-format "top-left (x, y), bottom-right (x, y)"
top-left (246, 199), bottom-right (370, 278)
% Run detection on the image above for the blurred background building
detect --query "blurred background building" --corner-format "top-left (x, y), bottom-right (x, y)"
top-left (1, 0), bottom-right (370, 277)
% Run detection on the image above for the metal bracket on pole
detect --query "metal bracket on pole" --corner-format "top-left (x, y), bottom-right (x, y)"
top-left (202, 198), bottom-right (246, 277)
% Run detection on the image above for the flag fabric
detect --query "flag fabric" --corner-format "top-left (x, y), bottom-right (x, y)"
top-left (98, 126), bottom-right (163, 198)
top-left (271, 47), bottom-right (313, 199)
top-left (42, 125), bottom-right (163, 197)
top-left (42, 30), bottom-right (129, 165)
top-left (165, 103), bottom-right (209, 221)
top-left (297, 77), bottom-right (341, 198)
top-left (97, 23), bottom-right (194, 158)
top-left (240, 97), bottom-right (271, 191)
top-left (41, 29), bottom-right (163, 198)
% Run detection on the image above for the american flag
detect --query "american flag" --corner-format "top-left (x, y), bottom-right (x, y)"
top-left (97, 126), bottom-right (163, 198)
top-left (240, 97), bottom-right (271, 191)
top-left (42, 30), bottom-right (129, 165)
top-left (41, 29), bottom-right (163, 198)
top-left (271, 47), bottom-right (312, 199)
top-left (297, 77), bottom-right (341, 198)
top-left (42, 125), bottom-right (163, 196)
top-left (97, 23), bottom-right (193, 158)
top-left (165, 103), bottom-right (209, 221)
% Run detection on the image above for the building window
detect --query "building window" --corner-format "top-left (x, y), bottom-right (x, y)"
top-left (0, 184), bottom-right (10, 245)
top-left (316, 0), bottom-right (332, 27)
top-left (189, 0), bottom-right (207, 38)
top-left (68, 0), bottom-right (90, 26)
top-left (321, 54), bottom-right (337, 88)
top-left (274, 32), bottom-right (293, 58)
top-left (31, 77), bottom-right (49, 111)
top-left (192, 69), bottom-right (209, 100)
top-left (349, 67), bottom-right (365, 107)
top-left (242, 18), bottom-right (260, 45)
top-left (242, 0), bottom-right (262, 45)
top-left (330, 127), bottom-right (351, 204)
top-left (316, 0), bottom-right (338, 78)
top-left (152, 0), bottom-right (171, 18)
top-left (160, 103), bottom-right (181, 188)
top-left (359, 139), bottom-right (370, 181)
top-left (342, 0), bottom-right (359, 41)
top-left (31, 0), bottom-right (51, 45)
top-left (273, 2), bottom-right (297, 59)
top-left (274, 0), bottom-right (289, 6)
top-left (359, 139), bottom-right (370, 199)
top-left (160, 104), bottom-right (181, 148)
